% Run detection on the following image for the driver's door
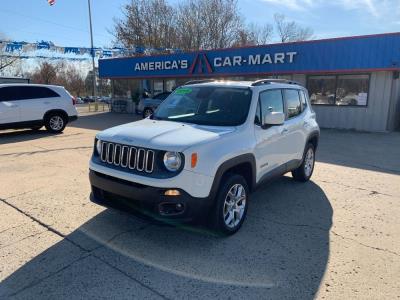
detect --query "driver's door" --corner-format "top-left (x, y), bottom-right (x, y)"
top-left (254, 89), bottom-right (288, 182)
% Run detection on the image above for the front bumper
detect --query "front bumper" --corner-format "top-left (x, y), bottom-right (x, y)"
top-left (89, 170), bottom-right (213, 222)
top-left (68, 115), bottom-right (78, 122)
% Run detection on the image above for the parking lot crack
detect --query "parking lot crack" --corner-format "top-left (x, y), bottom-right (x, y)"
top-left (0, 222), bottom-right (29, 235)
top-left (265, 219), bottom-right (400, 257)
top-left (91, 252), bottom-right (171, 300)
top-left (319, 180), bottom-right (396, 198)
top-left (6, 253), bottom-right (91, 298)
top-left (330, 230), bottom-right (400, 257)
top-left (0, 146), bottom-right (92, 157)
top-left (0, 197), bottom-right (88, 253)
top-left (0, 230), bottom-right (47, 250)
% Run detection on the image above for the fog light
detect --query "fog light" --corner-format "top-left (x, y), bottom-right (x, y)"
top-left (164, 189), bottom-right (181, 196)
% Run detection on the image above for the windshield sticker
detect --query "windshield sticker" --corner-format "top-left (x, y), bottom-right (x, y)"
top-left (175, 88), bottom-right (192, 95)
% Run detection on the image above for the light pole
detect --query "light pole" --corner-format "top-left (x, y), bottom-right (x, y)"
top-left (87, 0), bottom-right (97, 102)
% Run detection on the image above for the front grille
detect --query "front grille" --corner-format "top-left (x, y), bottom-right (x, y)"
top-left (100, 141), bottom-right (155, 173)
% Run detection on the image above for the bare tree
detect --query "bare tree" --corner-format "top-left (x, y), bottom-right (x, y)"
top-left (113, 0), bottom-right (177, 50)
top-left (175, 0), bottom-right (207, 50)
top-left (274, 14), bottom-right (313, 42)
top-left (201, 0), bottom-right (244, 49)
top-left (30, 61), bottom-right (58, 84)
top-left (246, 23), bottom-right (274, 45)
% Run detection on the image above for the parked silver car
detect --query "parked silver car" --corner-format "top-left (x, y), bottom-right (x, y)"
top-left (136, 92), bottom-right (171, 118)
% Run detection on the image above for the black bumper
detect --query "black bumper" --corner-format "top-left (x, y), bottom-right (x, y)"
top-left (89, 170), bottom-right (213, 222)
top-left (69, 115), bottom-right (78, 122)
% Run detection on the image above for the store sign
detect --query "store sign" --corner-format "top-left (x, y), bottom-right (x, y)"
top-left (99, 33), bottom-right (400, 79)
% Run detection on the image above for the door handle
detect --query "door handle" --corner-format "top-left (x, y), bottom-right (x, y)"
top-left (44, 101), bottom-right (51, 104)
top-left (281, 128), bottom-right (289, 134)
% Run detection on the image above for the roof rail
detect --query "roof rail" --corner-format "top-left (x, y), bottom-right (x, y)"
top-left (183, 79), bottom-right (216, 85)
top-left (251, 79), bottom-right (301, 86)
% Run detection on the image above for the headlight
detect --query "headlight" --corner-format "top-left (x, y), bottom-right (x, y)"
top-left (163, 152), bottom-right (182, 172)
top-left (96, 139), bottom-right (102, 155)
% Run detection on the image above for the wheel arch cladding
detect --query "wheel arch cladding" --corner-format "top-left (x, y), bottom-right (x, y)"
top-left (43, 109), bottom-right (68, 121)
top-left (210, 154), bottom-right (257, 199)
top-left (307, 131), bottom-right (320, 150)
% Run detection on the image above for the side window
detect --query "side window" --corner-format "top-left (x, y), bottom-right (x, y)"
top-left (0, 87), bottom-right (21, 101)
top-left (259, 89), bottom-right (284, 116)
top-left (299, 90), bottom-right (308, 112)
top-left (19, 87), bottom-right (59, 100)
top-left (284, 89), bottom-right (301, 118)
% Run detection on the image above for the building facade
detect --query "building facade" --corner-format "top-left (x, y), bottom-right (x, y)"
top-left (99, 32), bottom-right (400, 132)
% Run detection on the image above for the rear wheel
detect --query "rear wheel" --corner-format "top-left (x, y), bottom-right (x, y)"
top-left (142, 108), bottom-right (153, 119)
top-left (45, 113), bottom-right (67, 133)
top-left (292, 143), bottom-right (315, 182)
top-left (212, 174), bottom-right (249, 235)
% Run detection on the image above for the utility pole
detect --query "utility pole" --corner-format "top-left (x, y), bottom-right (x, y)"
top-left (87, 0), bottom-right (97, 102)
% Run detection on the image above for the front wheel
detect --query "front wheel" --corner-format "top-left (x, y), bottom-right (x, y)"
top-left (45, 113), bottom-right (67, 133)
top-left (212, 174), bottom-right (249, 235)
top-left (292, 143), bottom-right (315, 182)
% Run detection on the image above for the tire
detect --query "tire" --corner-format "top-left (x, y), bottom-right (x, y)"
top-left (44, 113), bottom-right (67, 133)
top-left (212, 173), bottom-right (249, 235)
top-left (142, 108), bottom-right (153, 119)
top-left (292, 143), bottom-right (315, 182)
top-left (31, 126), bottom-right (42, 131)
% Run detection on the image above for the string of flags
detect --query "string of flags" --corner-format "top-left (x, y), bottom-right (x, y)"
top-left (0, 40), bottom-right (182, 61)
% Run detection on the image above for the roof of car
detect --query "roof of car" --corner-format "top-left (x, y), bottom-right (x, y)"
top-left (183, 80), bottom-right (303, 89)
top-left (0, 83), bottom-right (63, 88)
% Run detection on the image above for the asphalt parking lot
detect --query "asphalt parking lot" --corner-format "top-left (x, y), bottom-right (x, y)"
top-left (1, 109), bottom-right (399, 299)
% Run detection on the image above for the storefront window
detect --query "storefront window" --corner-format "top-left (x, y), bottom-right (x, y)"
top-left (307, 74), bottom-right (369, 106)
top-left (336, 75), bottom-right (369, 106)
top-left (307, 76), bottom-right (336, 105)
top-left (153, 80), bottom-right (164, 94)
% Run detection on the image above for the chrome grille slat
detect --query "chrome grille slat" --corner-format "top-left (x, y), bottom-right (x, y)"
top-left (113, 144), bottom-right (121, 166)
top-left (136, 149), bottom-right (145, 171)
top-left (145, 150), bottom-right (154, 173)
top-left (101, 142), bottom-right (107, 162)
top-left (99, 141), bottom-right (154, 173)
top-left (121, 146), bottom-right (129, 167)
top-left (107, 143), bottom-right (114, 164)
top-left (128, 147), bottom-right (137, 169)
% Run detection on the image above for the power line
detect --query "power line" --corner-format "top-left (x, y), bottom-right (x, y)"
top-left (0, 8), bottom-right (111, 40)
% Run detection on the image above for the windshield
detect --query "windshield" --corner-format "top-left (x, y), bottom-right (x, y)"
top-left (153, 86), bottom-right (252, 126)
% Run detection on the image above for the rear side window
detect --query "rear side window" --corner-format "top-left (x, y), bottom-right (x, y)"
top-left (19, 87), bottom-right (60, 100)
top-left (299, 90), bottom-right (308, 112)
top-left (284, 89), bottom-right (301, 118)
top-left (0, 86), bottom-right (59, 101)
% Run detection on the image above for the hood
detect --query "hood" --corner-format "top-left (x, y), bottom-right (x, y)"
top-left (97, 119), bottom-right (236, 152)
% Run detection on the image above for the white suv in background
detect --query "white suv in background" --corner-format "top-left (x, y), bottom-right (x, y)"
top-left (89, 79), bottom-right (320, 235)
top-left (0, 84), bottom-right (78, 133)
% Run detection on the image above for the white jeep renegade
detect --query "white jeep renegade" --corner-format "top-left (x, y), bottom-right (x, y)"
top-left (89, 79), bottom-right (320, 235)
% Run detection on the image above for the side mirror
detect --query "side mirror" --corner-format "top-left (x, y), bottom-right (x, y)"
top-left (263, 112), bottom-right (285, 126)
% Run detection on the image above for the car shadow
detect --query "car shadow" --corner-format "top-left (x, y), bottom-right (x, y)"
top-left (0, 129), bottom-right (57, 145)
top-left (0, 176), bottom-right (332, 299)
top-left (69, 112), bottom-right (140, 131)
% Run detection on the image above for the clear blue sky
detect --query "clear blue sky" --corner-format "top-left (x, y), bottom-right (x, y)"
top-left (0, 0), bottom-right (399, 48)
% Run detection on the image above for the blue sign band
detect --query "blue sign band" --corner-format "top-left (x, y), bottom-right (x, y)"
top-left (99, 33), bottom-right (400, 79)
